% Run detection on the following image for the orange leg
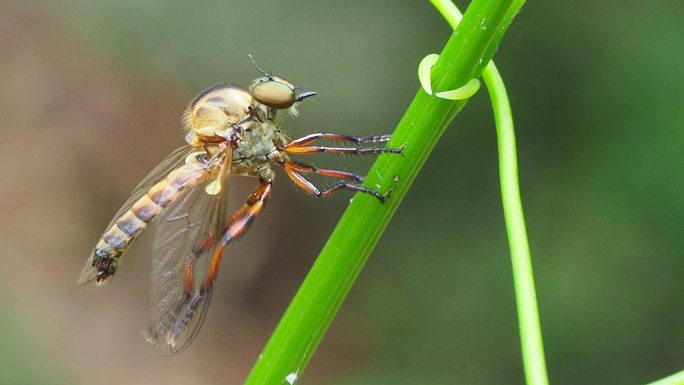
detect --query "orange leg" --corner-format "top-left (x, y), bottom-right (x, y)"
top-left (283, 145), bottom-right (402, 156)
top-left (284, 161), bottom-right (364, 182)
top-left (283, 160), bottom-right (388, 202)
top-left (285, 133), bottom-right (391, 147)
top-left (182, 180), bottom-right (272, 292)
top-left (282, 132), bottom-right (402, 156)
top-left (171, 180), bottom-right (271, 342)
top-left (203, 180), bottom-right (272, 287)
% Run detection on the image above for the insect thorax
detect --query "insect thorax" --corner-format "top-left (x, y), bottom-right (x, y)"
top-left (229, 120), bottom-right (290, 178)
top-left (182, 82), bottom-right (291, 178)
top-left (183, 83), bottom-right (257, 144)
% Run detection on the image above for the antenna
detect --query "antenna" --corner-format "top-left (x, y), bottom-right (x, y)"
top-left (248, 54), bottom-right (272, 79)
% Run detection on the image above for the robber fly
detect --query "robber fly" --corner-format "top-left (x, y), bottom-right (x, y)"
top-left (78, 59), bottom-right (402, 355)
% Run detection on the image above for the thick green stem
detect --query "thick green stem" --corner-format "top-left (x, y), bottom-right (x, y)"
top-left (244, 1), bottom-right (525, 384)
top-left (646, 370), bottom-right (684, 385)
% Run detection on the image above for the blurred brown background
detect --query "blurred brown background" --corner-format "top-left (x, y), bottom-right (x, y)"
top-left (0, 0), bottom-right (682, 384)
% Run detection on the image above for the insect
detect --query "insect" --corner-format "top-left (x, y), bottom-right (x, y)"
top-left (78, 60), bottom-right (402, 355)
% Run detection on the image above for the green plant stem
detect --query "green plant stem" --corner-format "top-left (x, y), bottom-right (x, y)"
top-left (486, 62), bottom-right (549, 385)
top-left (244, 1), bottom-right (525, 384)
top-left (646, 370), bottom-right (684, 385)
top-left (431, 1), bottom-right (549, 384)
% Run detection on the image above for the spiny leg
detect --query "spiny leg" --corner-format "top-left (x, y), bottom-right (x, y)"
top-left (283, 132), bottom-right (402, 156)
top-left (284, 160), bottom-right (365, 182)
top-left (319, 183), bottom-right (390, 202)
top-left (202, 180), bottom-right (272, 288)
top-left (161, 180), bottom-right (272, 347)
top-left (283, 145), bottom-right (402, 156)
top-left (286, 133), bottom-right (392, 147)
top-left (283, 161), bottom-right (387, 202)
top-left (183, 179), bottom-right (272, 292)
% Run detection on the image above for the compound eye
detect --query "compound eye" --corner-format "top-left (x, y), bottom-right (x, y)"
top-left (251, 78), bottom-right (296, 109)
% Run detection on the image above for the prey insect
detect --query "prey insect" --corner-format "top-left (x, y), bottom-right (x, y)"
top-left (78, 62), bottom-right (402, 355)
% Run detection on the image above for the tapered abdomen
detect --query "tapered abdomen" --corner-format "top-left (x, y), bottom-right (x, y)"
top-left (79, 162), bottom-right (209, 285)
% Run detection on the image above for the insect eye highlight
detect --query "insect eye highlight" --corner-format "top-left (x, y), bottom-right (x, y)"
top-left (250, 78), bottom-right (296, 109)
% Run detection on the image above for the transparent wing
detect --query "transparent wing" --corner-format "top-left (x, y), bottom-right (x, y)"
top-left (78, 145), bottom-right (196, 285)
top-left (110, 146), bottom-right (195, 224)
top-left (143, 147), bottom-right (232, 355)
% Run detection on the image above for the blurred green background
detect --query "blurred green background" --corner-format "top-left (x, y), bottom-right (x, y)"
top-left (0, 0), bottom-right (682, 384)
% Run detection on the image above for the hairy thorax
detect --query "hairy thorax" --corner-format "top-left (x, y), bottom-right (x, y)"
top-left (230, 119), bottom-right (290, 178)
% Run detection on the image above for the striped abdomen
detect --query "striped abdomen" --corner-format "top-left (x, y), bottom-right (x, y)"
top-left (79, 160), bottom-right (210, 285)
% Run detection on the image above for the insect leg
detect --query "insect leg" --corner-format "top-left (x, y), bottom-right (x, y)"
top-left (318, 183), bottom-right (389, 202)
top-left (284, 160), bottom-right (365, 182)
top-left (182, 180), bottom-right (273, 292)
top-left (286, 133), bottom-right (391, 147)
top-left (282, 145), bottom-right (402, 156)
top-left (283, 162), bottom-right (387, 202)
